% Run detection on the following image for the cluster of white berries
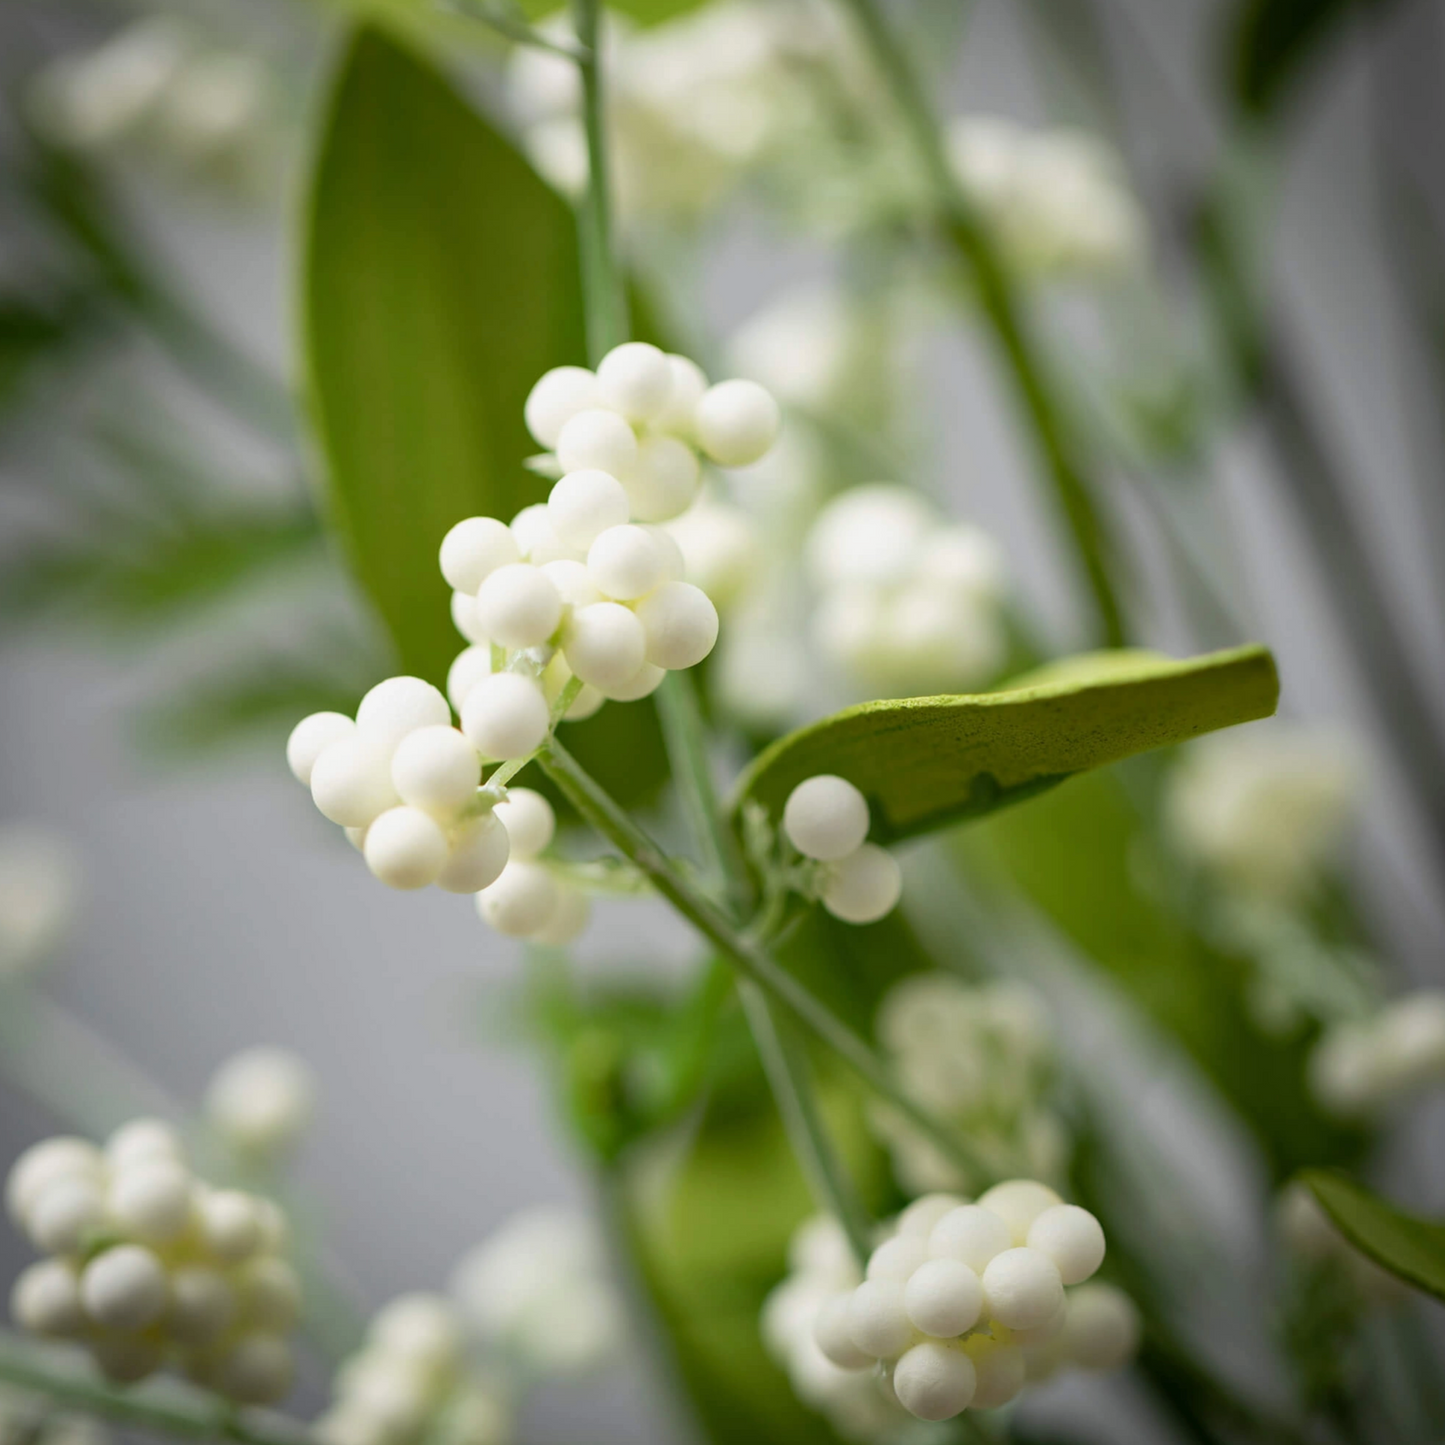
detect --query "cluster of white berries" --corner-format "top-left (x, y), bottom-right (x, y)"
top-left (781, 775), bottom-right (902, 925)
top-left (7, 1121), bottom-right (299, 1402)
top-left (204, 1046), bottom-right (316, 1161)
top-left (806, 487), bottom-right (1006, 697)
top-left (318, 1295), bottom-right (509, 1445)
top-left (872, 977), bottom-right (1065, 1195)
top-left (474, 789), bottom-right (589, 946)
top-left (816, 1183), bottom-right (1136, 1422)
top-left (945, 117), bottom-right (1145, 277)
top-left (1309, 991), bottom-right (1445, 1116)
top-left (0, 821), bottom-right (76, 977)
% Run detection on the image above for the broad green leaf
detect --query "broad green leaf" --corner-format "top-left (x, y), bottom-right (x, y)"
top-left (1302, 1170), bottom-right (1445, 1302)
top-left (302, 27), bottom-right (584, 685)
top-left (735, 645), bottom-right (1279, 843)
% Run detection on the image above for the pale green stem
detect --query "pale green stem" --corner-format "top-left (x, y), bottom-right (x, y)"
top-left (835, 0), bottom-right (1127, 648)
top-left (538, 734), bottom-right (995, 1184)
top-left (0, 1334), bottom-right (312, 1445)
top-left (443, 0), bottom-right (589, 58)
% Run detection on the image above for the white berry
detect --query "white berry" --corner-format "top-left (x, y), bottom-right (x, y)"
top-left (540, 557), bottom-right (603, 609)
top-left (634, 581), bottom-right (718, 670)
top-left (587, 524), bottom-right (666, 601)
top-left (557, 408), bottom-right (638, 478)
top-left (91, 1335), bottom-right (163, 1384)
top-left (846, 1279), bottom-right (911, 1358)
top-left (311, 734), bottom-right (401, 829)
top-left (286, 713), bottom-right (355, 786)
top-left (563, 602), bottom-right (648, 690)
top-left (461, 673), bottom-right (550, 761)
top-left (435, 814), bottom-right (511, 894)
top-left (109, 1159), bottom-right (193, 1243)
top-left (904, 1258), bottom-right (983, 1338)
top-left (897, 1193), bottom-right (967, 1239)
top-left (167, 1266), bottom-right (236, 1345)
top-left (355, 676), bottom-right (451, 750)
top-left (440, 517), bottom-right (522, 594)
top-left (364, 807), bottom-right (450, 890)
top-left (198, 1190), bottom-right (261, 1262)
top-left (1056, 1283), bottom-right (1139, 1371)
top-left (600, 662), bottom-right (665, 702)
top-left (695, 379), bottom-right (780, 467)
top-left (511, 503), bottom-right (577, 565)
top-left (105, 1119), bottom-right (183, 1171)
top-left (6, 1138), bottom-right (101, 1225)
top-left (212, 1331), bottom-right (294, 1404)
top-left (653, 354), bottom-right (708, 438)
top-left (11, 1259), bottom-right (85, 1337)
top-left (451, 590), bottom-right (489, 644)
top-left (525, 366), bottom-right (599, 449)
top-left (206, 1048), bottom-right (313, 1157)
top-left (549, 469), bottom-right (631, 551)
top-left (976, 1180), bottom-right (1062, 1245)
top-left (27, 1177), bottom-right (105, 1255)
top-left (474, 563), bottom-right (563, 650)
top-left (821, 844), bottom-right (901, 924)
top-left (447, 645), bottom-right (494, 712)
top-left (1027, 1204), bottom-right (1105, 1285)
top-left (929, 1205), bottom-right (1012, 1274)
top-left (530, 885), bottom-right (590, 945)
top-left (865, 1235), bottom-right (929, 1282)
top-left (964, 1336), bottom-right (1025, 1408)
top-left (477, 860), bottom-right (559, 937)
top-left (980, 1247), bottom-right (1064, 1331)
top-left (813, 1292), bottom-right (872, 1370)
top-left (783, 775), bottom-right (869, 861)
top-left (596, 342), bottom-right (673, 422)
top-left (391, 726), bottom-right (481, 816)
top-left (235, 1256), bottom-right (302, 1332)
top-left (626, 434), bottom-right (700, 522)
top-left (893, 1341), bottom-right (976, 1421)
top-left (494, 788), bottom-right (555, 858)
top-left (81, 1245), bottom-right (168, 1332)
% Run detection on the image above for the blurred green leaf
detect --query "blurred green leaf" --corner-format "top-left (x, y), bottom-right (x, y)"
top-left (735, 645), bottom-right (1279, 844)
top-left (1301, 1170), bottom-right (1445, 1302)
top-left (301, 26), bottom-right (584, 686)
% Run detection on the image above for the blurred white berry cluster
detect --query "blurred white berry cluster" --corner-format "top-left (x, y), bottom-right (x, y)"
top-left (7, 1121), bottom-right (299, 1402)
top-left (778, 775), bottom-right (902, 925)
top-left (870, 977), bottom-right (1066, 1195)
top-left (1309, 991), bottom-right (1445, 1116)
top-left (0, 821), bottom-right (77, 978)
top-left (319, 1206), bottom-right (622, 1445)
top-left (806, 486), bottom-right (1007, 697)
top-left (946, 117), bottom-right (1145, 277)
top-left (772, 1184), bottom-right (1138, 1428)
top-left (204, 1046), bottom-right (316, 1162)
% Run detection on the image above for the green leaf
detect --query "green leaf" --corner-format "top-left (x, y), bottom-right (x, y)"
top-left (301, 26), bottom-right (585, 686)
top-left (1301, 1169), bottom-right (1445, 1303)
top-left (735, 645), bottom-right (1279, 843)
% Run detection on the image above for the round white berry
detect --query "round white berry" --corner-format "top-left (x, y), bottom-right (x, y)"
top-left (821, 844), bottom-right (901, 924)
top-left (813, 1292), bottom-right (873, 1370)
top-left (477, 860), bottom-right (559, 938)
top-left (447, 645), bottom-right (493, 712)
top-left (27, 1177), bottom-right (105, 1255)
top-left (540, 558), bottom-right (603, 610)
top-left (531, 885), bottom-right (590, 945)
top-left (461, 673), bottom-right (550, 761)
top-left (474, 564), bottom-right (563, 650)
top-left (525, 366), bottom-right (599, 449)
top-left (904, 1258), bottom-right (983, 1338)
top-left (1027, 1204), bottom-right (1105, 1285)
top-left (557, 408), bottom-right (638, 478)
top-left (596, 342), bottom-right (673, 422)
top-left (6, 1138), bottom-right (101, 1226)
top-left (964, 1336), bottom-right (1025, 1409)
top-left (626, 435), bottom-right (700, 522)
top-left (845, 1279), bottom-right (911, 1359)
top-left (587, 524), bottom-right (666, 601)
top-left (206, 1048), bottom-right (314, 1157)
top-left (286, 713), bottom-right (355, 786)
top-left (897, 1193), bottom-right (968, 1239)
top-left (919, 527), bottom-right (1003, 599)
top-left (646, 524), bottom-right (685, 582)
top-left (1056, 1283), bottom-right (1139, 1371)
top-left (81, 1245), bottom-right (168, 1332)
top-left (198, 1190), bottom-right (262, 1263)
top-left (653, 354), bottom-right (708, 439)
top-left (563, 602), bottom-right (647, 690)
top-left (355, 677), bottom-right (451, 751)
top-left (976, 1180), bottom-right (1063, 1245)
top-left (370, 1293), bottom-right (464, 1368)
top-left (929, 1205), bottom-right (1012, 1274)
top-left (664, 502), bottom-right (755, 606)
top-left (91, 1335), bottom-right (163, 1384)
top-left (310, 734), bottom-right (400, 829)
top-left (105, 1119), bottom-right (184, 1171)
top-left (391, 726), bottom-right (481, 816)
top-left (213, 1332), bottom-right (294, 1404)
top-left (440, 517), bottom-right (522, 594)
top-left (980, 1247), bottom-right (1064, 1331)
top-left (109, 1159), bottom-right (193, 1244)
top-left (893, 1341), bottom-right (976, 1421)
top-left (865, 1234), bottom-right (929, 1282)
top-left (783, 775), bottom-right (869, 861)
top-left (549, 469), bottom-right (631, 551)
top-left (435, 813), bottom-right (511, 894)
top-left (493, 788), bottom-right (555, 858)
top-left (511, 503), bottom-right (578, 565)
top-left (600, 661), bottom-right (665, 702)
top-left (234, 1256), bottom-right (301, 1332)
top-left (167, 1266), bottom-right (236, 1345)
top-left (634, 581), bottom-right (718, 670)
top-left (364, 807), bottom-right (450, 890)
top-left (695, 379), bottom-right (780, 467)
top-left (11, 1258), bottom-right (85, 1338)
top-left (451, 590), bottom-right (489, 645)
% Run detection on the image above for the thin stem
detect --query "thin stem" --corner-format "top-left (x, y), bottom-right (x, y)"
top-left (835, 0), bottom-right (1127, 648)
top-left (571, 0), bottom-right (628, 362)
top-left (0, 1334), bottom-right (312, 1445)
top-left (442, 0), bottom-right (590, 59)
top-left (538, 734), bottom-right (995, 1184)
top-left (737, 981), bottom-right (873, 1266)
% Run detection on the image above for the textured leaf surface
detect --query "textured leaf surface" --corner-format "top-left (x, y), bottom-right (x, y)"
top-left (736, 646), bottom-right (1279, 841)
top-left (1303, 1170), bottom-right (1445, 1302)
top-left (302, 27), bottom-right (583, 685)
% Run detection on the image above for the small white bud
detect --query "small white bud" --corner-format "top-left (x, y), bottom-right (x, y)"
top-left (865, 1235), bottom-right (929, 1282)
top-left (451, 590), bottom-right (489, 644)
top-left (474, 563), bottom-right (563, 651)
top-left (10, 1258), bottom-right (85, 1337)
top-left (596, 342), bottom-right (673, 422)
top-left (813, 1292), bottom-right (872, 1370)
top-left (652, 354), bottom-right (708, 439)
top-left (105, 1119), bottom-right (184, 1171)
top-left (893, 1341), bottom-right (976, 1421)
top-left (633, 581), bottom-right (718, 670)
top-left (540, 558), bottom-right (603, 610)
top-left (529, 885), bottom-right (590, 946)
top-left (461, 673), bottom-right (550, 761)
top-left (477, 860), bottom-right (559, 938)
top-left (1027, 1204), bottom-right (1105, 1285)
top-left (391, 726), bottom-right (481, 817)
top-left (493, 788), bottom-right (555, 858)
top-left (6, 1137), bottom-right (102, 1226)
top-left (845, 1279), bottom-right (911, 1358)
top-left (695, 379), bottom-right (780, 467)
top-left (80, 1244), bottom-right (168, 1332)
top-left (27, 1177), bottom-right (105, 1255)
top-left (212, 1331), bottom-right (294, 1404)
top-left (599, 661), bottom-right (665, 702)
top-left (1054, 1282), bottom-right (1140, 1371)
top-left (435, 813), bottom-right (511, 895)
top-left (205, 1047), bottom-right (314, 1157)
top-left (198, 1189), bottom-right (262, 1263)
top-left (821, 844), bottom-right (901, 924)
top-left (557, 408), bottom-right (638, 478)
top-left (783, 775), bottom-right (870, 861)
top-left (975, 1180), bottom-right (1062, 1245)
top-left (625, 434), bottom-right (700, 522)
top-left (980, 1246), bottom-right (1064, 1331)
top-left (549, 469), bottom-right (631, 551)
top-left (525, 366), bottom-right (599, 449)
top-left (234, 1256), bottom-right (302, 1332)
top-left (563, 602), bottom-right (648, 691)
top-left (896, 1193), bottom-right (967, 1239)
top-left (587, 524), bottom-right (667, 601)
top-left (511, 503), bottom-right (578, 565)
top-left (355, 677), bottom-right (451, 750)
top-left (108, 1158), bottom-right (193, 1244)
top-left (286, 713), bottom-right (355, 786)
top-left (903, 1258), bottom-right (983, 1338)
top-left (167, 1266), bottom-right (236, 1345)
top-left (370, 1292), bottom-right (464, 1369)
top-left (447, 645), bottom-right (494, 713)
top-left (963, 1335), bottom-right (1025, 1408)
top-left (440, 517), bottom-right (522, 594)
top-left (311, 734), bottom-right (401, 830)
top-left (363, 807), bottom-right (450, 890)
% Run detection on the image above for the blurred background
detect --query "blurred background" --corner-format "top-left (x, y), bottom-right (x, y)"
top-left (1, 0), bottom-right (1443, 1441)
